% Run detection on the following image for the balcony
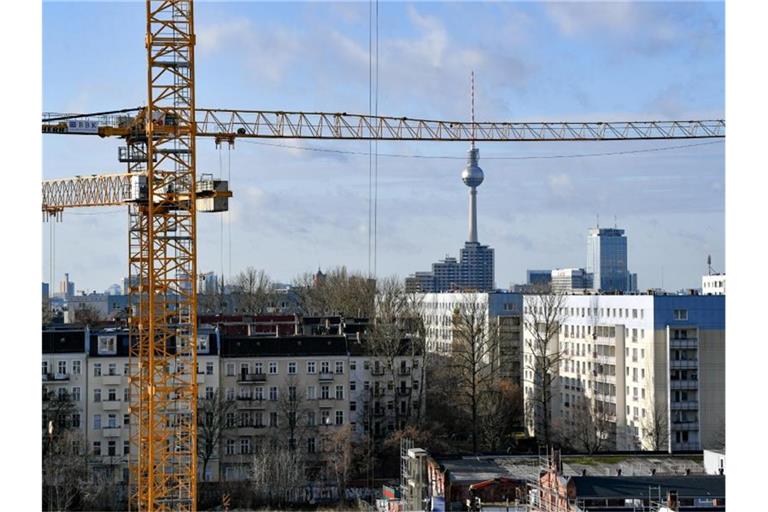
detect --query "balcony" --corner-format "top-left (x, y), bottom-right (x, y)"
top-left (237, 373), bottom-right (266, 383)
top-left (102, 426), bottom-right (122, 438)
top-left (371, 367), bottom-right (386, 377)
top-left (53, 373), bottom-right (70, 381)
top-left (102, 400), bottom-right (123, 411)
top-left (670, 380), bottom-right (698, 390)
top-left (102, 374), bottom-right (122, 386)
top-left (670, 338), bottom-right (698, 349)
top-left (398, 367), bottom-right (411, 376)
top-left (670, 400), bottom-right (698, 410)
top-left (670, 359), bottom-right (698, 370)
top-left (318, 372), bottom-right (335, 381)
top-left (397, 387), bottom-right (411, 397)
top-left (671, 421), bottom-right (699, 430)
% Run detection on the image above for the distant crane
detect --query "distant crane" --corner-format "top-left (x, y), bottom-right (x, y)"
top-left (41, 1), bottom-right (725, 510)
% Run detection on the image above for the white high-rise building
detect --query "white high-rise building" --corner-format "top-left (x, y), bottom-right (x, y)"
top-left (522, 293), bottom-right (724, 452)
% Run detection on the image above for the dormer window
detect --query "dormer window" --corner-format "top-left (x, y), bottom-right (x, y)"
top-left (97, 335), bottom-right (117, 355)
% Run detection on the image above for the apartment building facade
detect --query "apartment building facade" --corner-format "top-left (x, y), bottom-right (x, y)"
top-left (522, 294), bottom-right (725, 452)
top-left (419, 292), bottom-right (524, 385)
top-left (43, 323), bottom-right (425, 495)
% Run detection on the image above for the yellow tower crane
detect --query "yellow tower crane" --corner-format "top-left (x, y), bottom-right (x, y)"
top-left (41, 1), bottom-right (725, 510)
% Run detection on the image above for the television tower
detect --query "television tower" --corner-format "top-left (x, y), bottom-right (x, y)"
top-left (462, 71), bottom-right (484, 243)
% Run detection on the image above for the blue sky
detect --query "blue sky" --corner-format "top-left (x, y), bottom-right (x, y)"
top-left (42, 1), bottom-right (725, 292)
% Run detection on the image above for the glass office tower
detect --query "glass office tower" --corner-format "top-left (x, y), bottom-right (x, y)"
top-left (587, 228), bottom-right (630, 292)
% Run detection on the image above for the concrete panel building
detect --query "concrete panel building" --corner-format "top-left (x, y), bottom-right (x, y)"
top-left (522, 294), bottom-right (725, 452)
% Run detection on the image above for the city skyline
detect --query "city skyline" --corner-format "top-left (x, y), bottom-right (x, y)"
top-left (42, 1), bottom-right (724, 293)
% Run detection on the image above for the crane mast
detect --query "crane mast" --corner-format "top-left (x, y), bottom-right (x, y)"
top-left (132, 1), bottom-right (198, 510)
top-left (40, 2), bottom-right (726, 511)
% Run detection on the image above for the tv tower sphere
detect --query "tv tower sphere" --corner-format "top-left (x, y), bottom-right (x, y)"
top-left (461, 147), bottom-right (484, 188)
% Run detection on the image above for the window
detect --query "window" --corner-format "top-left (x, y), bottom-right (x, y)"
top-left (288, 362), bottom-right (297, 374)
top-left (225, 413), bottom-right (235, 428)
top-left (307, 386), bottom-right (316, 400)
top-left (58, 360), bottom-right (67, 375)
top-left (226, 363), bottom-right (235, 376)
top-left (289, 386), bottom-right (297, 401)
top-left (124, 363), bottom-right (129, 376)
top-left (94, 389), bottom-right (101, 402)
top-left (93, 441), bottom-right (101, 456)
top-left (206, 362), bottom-right (214, 375)
top-left (269, 362), bottom-right (278, 374)
top-left (124, 414), bottom-right (130, 426)
top-left (42, 361), bottom-right (48, 375)
top-left (98, 335), bottom-right (117, 355)
top-left (335, 385), bottom-right (344, 400)
top-left (205, 387), bottom-right (214, 400)
top-left (72, 413), bottom-right (80, 428)
top-left (307, 437), bottom-right (316, 454)
top-left (225, 439), bottom-right (235, 455)
top-left (321, 361), bottom-right (330, 374)
top-left (321, 410), bottom-right (331, 425)
top-left (632, 309), bottom-right (638, 319)
top-left (107, 363), bottom-right (116, 376)
top-left (335, 361), bottom-right (344, 374)
top-left (350, 361), bottom-right (357, 371)
top-left (307, 411), bottom-right (316, 426)
top-left (269, 387), bottom-right (278, 401)
top-left (350, 401), bottom-right (357, 411)
top-left (240, 363), bottom-right (249, 375)
top-left (350, 381), bottom-right (357, 391)
top-left (321, 385), bottom-right (330, 400)
top-left (124, 387), bottom-right (129, 402)
top-left (270, 412), bottom-right (278, 427)
top-left (226, 388), bottom-right (235, 401)
top-left (124, 440), bottom-right (130, 455)
top-left (108, 388), bottom-right (117, 401)
top-left (674, 309), bottom-right (688, 321)
top-left (94, 363), bottom-right (102, 377)
top-left (307, 361), bottom-right (316, 374)
top-left (335, 411), bottom-right (344, 425)
top-left (240, 438), bottom-right (250, 455)
top-left (197, 335), bottom-right (209, 353)
top-left (72, 387), bottom-right (81, 402)
top-left (94, 414), bottom-right (102, 430)
top-left (107, 414), bottom-right (117, 428)
top-left (364, 360), bottom-right (370, 370)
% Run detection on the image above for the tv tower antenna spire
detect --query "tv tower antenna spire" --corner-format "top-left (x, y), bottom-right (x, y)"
top-left (471, 70), bottom-right (476, 149)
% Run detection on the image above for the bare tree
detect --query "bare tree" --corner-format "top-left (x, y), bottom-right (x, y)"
top-left (567, 398), bottom-right (612, 454)
top-left (369, 277), bottom-right (426, 431)
top-left (276, 375), bottom-right (311, 451)
top-left (251, 444), bottom-right (306, 507)
top-left (451, 294), bottom-right (500, 453)
top-left (230, 267), bottom-right (274, 314)
top-left (477, 379), bottom-right (524, 452)
top-left (292, 267), bottom-right (376, 318)
top-left (43, 428), bottom-right (88, 512)
top-left (641, 401), bottom-right (669, 451)
top-left (327, 424), bottom-right (354, 500)
top-left (73, 304), bottom-right (103, 325)
top-left (197, 390), bottom-right (236, 481)
top-left (524, 291), bottom-right (568, 448)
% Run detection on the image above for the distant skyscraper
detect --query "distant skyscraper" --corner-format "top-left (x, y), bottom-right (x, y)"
top-left (58, 273), bottom-right (75, 299)
top-left (526, 270), bottom-right (553, 286)
top-left (105, 284), bottom-right (122, 296)
top-left (405, 147), bottom-right (495, 293)
top-left (586, 227), bottom-right (635, 293)
top-left (42, 282), bottom-right (49, 303)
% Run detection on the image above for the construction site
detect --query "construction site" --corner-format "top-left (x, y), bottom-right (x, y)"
top-left (38, 1), bottom-right (727, 512)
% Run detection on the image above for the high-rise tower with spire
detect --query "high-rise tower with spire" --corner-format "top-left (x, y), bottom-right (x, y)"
top-left (405, 73), bottom-right (495, 293)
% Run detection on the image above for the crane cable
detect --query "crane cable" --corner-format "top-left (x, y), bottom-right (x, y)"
top-left (238, 138), bottom-right (723, 161)
top-left (374, 0), bottom-right (380, 278)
